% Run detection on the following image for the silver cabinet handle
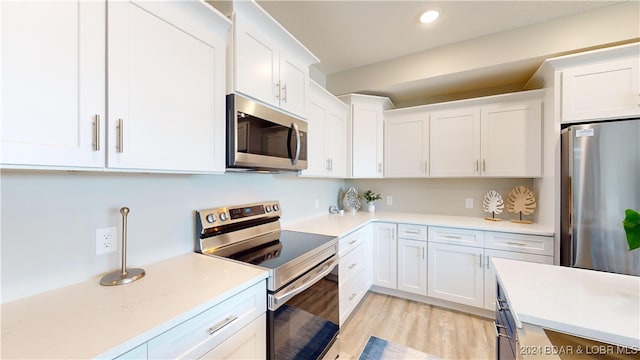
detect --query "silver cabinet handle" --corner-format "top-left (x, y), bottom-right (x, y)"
top-left (275, 82), bottom-right (281, 99)
top-left (479, 253), bottom-right (483, 268)
top-left (348, 263), bottom-right (357, 269)
top-left (348, 239), bottom-right (358, 245)
top-left (377, 163), bottom-right (382, 173)
top-left (118, 118), bottom-right (124, 153)
top-left (493, 321), bottom-right (510, 339)
top-left (207, 315), bottom-right (238, 335)
top-left (475, 159), bottom-right (479, 172)
top-left (443, 235), bottom-right (462, 240)
top-left (404, 230), bottom-right (421, 234)
top-left (94, 114), bottom-right (101, 151)
top-left (281, 83), bottom-right (287, 103)
top-left (422, 246), bottom-right (425, 259)
top-left (485, 255), bottom-right (490, 270)
top-left (348, 293), bottom-right (357, 301)
top-left (483, 159), bottom-right (486, 172)
top-left (507, 241), bottom-right (528, 247)
top-left (326, 159), bottom-right (330, 171)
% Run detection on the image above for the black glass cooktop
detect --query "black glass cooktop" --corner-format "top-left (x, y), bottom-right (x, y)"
top-left (219, 230), bottom-right (337, 270)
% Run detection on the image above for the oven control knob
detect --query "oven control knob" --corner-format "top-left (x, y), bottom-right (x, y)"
top-left (205, 214), bottom-right (216, 223)
top-left (219, 212), bottom-right (228, 221)
top-left (265, 205), bottom-right (272, 213)
top-left (273, 204), bottom-right (279, 212)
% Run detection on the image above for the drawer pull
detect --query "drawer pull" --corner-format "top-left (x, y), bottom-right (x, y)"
top-left (443, 235), bottom-right (462, 239)
top-left (506, 241), bottom-right (528, 247)
top-left (349, 263), bottom-right (357, 269)
top-left (348, 293), bottom-right (357, 301)
top-left (493, 321), bottom-right (511, 339)
top-left (93, 114), bottom-right (100, 151)
top-left (404, 230), bottom-right (421, 234)
top-left (207, 315), bottom-right (238, 335)
top-left (348, 240), bottom-right (358, 245)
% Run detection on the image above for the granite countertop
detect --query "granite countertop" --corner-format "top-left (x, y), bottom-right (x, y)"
top-left (1, 253), bottom-right (268, 359)
top-left (493, 258), bottom-right (640, 350)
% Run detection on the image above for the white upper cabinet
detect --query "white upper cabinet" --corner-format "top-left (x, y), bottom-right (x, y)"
top-left (302, 81), bottom-right (348, 178)
top-left (1, 1), bottom-right (105, 169)
top-left (480, 100), bottom-right (542, 177)
top-left (384, 110), bottom-right (430, 178)
top-left (340, 94), bottom-right (394, 178)
top-left (561, 57), bottom-right (640, 123)
top-left (429, 93), bottom-right (543, 178)
top-left (107, 1), bottom-right (230, 173)
top-left (223, 0), bottom-right (319, 119)
top-left (429, 107), bottom-right (481, 177)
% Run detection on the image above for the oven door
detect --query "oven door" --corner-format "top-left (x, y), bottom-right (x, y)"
top-left (267, 255), bottom-right (339, 360)
top-left (227, 93), bottom-right (308, 171)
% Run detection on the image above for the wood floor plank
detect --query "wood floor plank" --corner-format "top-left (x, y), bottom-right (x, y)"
top-left (329, 291), bottom-right (496, 359)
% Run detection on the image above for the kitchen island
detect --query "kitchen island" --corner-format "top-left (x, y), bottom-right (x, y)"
top-left (493, 258), bottom-right (640, 358)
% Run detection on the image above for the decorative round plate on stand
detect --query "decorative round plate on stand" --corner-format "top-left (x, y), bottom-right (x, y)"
top-left (482, 190), bottom-right (504, 221)
top-left (343, 187), bottom-right (361, 213)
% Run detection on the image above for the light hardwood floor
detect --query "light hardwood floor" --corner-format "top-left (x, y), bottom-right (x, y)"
top-left (331, 291), bottom-right (496, 359)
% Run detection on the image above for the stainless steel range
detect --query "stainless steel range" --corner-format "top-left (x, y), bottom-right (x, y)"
top-left (196, 201), bottom-right (339, 360)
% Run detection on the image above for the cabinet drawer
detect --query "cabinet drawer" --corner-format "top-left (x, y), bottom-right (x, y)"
top-left (339, 226), bottom-right (369, 256)
top-left (339, 267), bottom-right (367, 324)
top-left (339, 242), bottom-right (365, 283)
top-left (485, 232), bottom-right (553, 256)
top-left (397, 224), bottom-right (428, 241)
top-left (148, 281), bottom-right (266, 359)
top-left (428, 226), bottom-right (484, 247)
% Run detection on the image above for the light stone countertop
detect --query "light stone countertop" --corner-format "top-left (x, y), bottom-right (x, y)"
top-left (283, 211), bottom-right (554, 237)
top-left (1, 253), bottom-right (268, 359)
top-left (493, 258), bottom-right (640, 350)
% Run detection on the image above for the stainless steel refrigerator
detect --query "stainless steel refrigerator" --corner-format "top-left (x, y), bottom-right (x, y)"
top-left (561, 118), bottom-right (640, 276)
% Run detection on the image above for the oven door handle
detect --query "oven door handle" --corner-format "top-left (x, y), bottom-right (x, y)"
top-left (271, 258), bottom-right (336, 309)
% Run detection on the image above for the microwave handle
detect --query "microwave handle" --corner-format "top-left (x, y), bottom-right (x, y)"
top-left (291, 122), bottom-right (301, 165)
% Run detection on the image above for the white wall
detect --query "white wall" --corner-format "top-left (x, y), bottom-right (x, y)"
top-left (0, 171), bottom-right (344, 302)
top-left (346, 178), bottom-right (534, 220)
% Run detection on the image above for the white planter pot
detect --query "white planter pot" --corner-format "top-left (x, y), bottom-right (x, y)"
top-left (367, 203), bottom-right (376, 212)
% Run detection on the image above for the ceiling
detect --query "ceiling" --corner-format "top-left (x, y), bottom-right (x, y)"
top-left (257, 1), bottom-right (636, 106)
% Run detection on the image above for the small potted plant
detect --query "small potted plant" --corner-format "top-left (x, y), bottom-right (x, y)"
top-left (363, 190), bottom-right (382, 212)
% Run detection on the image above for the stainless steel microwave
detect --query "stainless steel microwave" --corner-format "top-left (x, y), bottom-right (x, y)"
top-left (226, 94), bottom-right (308, 172)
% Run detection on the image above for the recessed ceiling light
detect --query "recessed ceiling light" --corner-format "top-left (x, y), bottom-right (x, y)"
top-left (419, 9), bottom-right (440, 24)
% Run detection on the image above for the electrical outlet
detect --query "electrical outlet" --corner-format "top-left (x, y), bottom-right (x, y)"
top-left (96, 227), bottom-right (117, 255)
top-left (314, 198), bottom-right (320, 209)
top-left (465, 198), bottom-right (474, 209)
top-left (386, 195), bottom-right (393, 206)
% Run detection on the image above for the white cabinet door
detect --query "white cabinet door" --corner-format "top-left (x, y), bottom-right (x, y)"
top-left (372, 223), bottom-right (397, 289)
top-left (483, 249), bottom-right (553, 311)
top-left (303, 99), bottom-right (328, 177)
top-left (352, 103), bottom-right (385, 178)
top-left (107, 1), bottom-right (227, 173)
top-left (427, 242), bottom-right (484, 308)
top-left (480, 100), bottom-right (542, 177)
top-left (1, 1), bottom-right (105, 169)
top-left (233, 16), bottom-right (279, 109)
top-left (279, 55), bottom-right (308, 117)
top-left (397, 239), bottom-right (427, 296)
top-left (429, 107), bottom-right (481, 177)
top-left (562, 57), bottom-right (640, 123)
top-left (201, 315), bottom-right (266, 360)
top-left (302, 81), bottom-right (348, 178)
top-left (325, 109), bottom-right (348, 178)
top-left (385, 112), bottom-right (429, 178)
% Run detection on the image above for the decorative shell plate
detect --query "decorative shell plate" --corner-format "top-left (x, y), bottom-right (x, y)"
top-left (343, 187), bottom-right (361, 212)
top-left (483, 190), bottom-right (504, 215)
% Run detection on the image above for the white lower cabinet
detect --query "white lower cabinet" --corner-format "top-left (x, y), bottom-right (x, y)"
top-left (115, 281), bottom-right (266, 360)
top-left (338, 225), bottom-right (373, 325)
top-left (428, 241), bottom-right (485, 308)
top-left (372, 223), bottom-right (397, 289)
top-left (428, 227), bottom-right (553, 311)
top-left (200, 315), bottom-right (266, 360)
